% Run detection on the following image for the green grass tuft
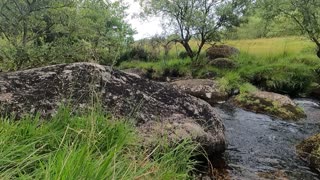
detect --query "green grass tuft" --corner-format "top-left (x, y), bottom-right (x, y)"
top-left (0, 106), bottom-right (198, 179)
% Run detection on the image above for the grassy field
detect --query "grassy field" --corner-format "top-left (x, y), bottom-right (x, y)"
top-left (224, 37), bottom-right (315, 57)
top-left (0, 106), bottom-right (198, 179)
top-left (167, 36), bottom-right (316, 58)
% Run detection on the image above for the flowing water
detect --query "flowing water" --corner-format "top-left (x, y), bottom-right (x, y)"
top-left (211, 99), bottom-right (320, 179)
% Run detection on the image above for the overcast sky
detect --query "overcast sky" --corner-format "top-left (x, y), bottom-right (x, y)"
top-left (121, 0), bottom-right (162, 40)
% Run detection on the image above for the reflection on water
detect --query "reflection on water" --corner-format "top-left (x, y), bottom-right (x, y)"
top-left (212, 99), bottom-right (320, 179)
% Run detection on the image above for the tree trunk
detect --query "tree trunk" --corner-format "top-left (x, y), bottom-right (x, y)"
top-left (22, 20), bottom-right (28, 47)
top-left (312, 37), bottom-right (320, 58)
top-left (181, 41), bottom-right (194, 60)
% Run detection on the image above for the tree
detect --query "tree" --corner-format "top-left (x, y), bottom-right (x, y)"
top-left (75, 0), bottom-right (134, 65)
top-left (259, 0), bottom-right (320, 58)
top-left (0, 0), bottom-right (75, 67)
top-left (149, 34), bottom-right (177, 59)
top-left (0, 0), bottom-right (134, 69)
top-left (138, 0), bottom-right (249, 61)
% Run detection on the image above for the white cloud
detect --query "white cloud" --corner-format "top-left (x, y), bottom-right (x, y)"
top-left (120, 0), bottom-right (163, 40)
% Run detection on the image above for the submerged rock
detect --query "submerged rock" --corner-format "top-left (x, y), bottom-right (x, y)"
top-left (233, 90), bottom-right (306, 120)
top-left (0, 62), bottom-right (225, 155)
top-left (296, 134), bottom-right (320, 171)
top-left (171, 79), bottom-right (228, 105)
top-left (206, 45), bottom-right (239, 60)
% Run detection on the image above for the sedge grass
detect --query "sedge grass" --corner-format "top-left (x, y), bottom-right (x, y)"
top-left (0, 106), bottom-right (198, 179)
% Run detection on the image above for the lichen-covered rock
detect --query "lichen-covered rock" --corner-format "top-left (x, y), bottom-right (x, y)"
top-left (171, 79), bottom-right (228, 105)
top-left (296, 134), bottom-right (320, 171)
top-left (122, 68), bottom-right (148, 78)
top-left (233, 91), bottom-right (306, 120)
top-left (206, 45), bottom-right (240, 60)
top-left (208, 58), bottom-right (236, 69)
top-left (0, 62), bottom-right (225, 154)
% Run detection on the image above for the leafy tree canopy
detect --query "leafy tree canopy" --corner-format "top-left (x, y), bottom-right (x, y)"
top-left (0, 0), bottom-right (134, 69)
top-left (258, 0), bottom-right (320, 57)
top-left (138, 0), bottom-right (250, 61)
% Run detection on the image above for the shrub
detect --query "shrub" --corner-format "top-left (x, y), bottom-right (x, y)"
top-left (178, 51), bottom-right (189, 59)
top-left (119, 46), bottom-right (160, 62)
top-left (238, 61), bottom-right (316, 96)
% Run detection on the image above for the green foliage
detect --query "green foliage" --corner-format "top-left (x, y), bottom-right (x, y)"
top-left (258, 0), bottom-right (320, 57)
top-left (218, 72), bottom-right (244, 93)
top-left (0, 106), bottom-right (197, 179)
top-left (119, 44), bottom-right (161, 63)
top-left (0, 0), bottom-right (134, 70)
top-left (120, 37), bottom-right (319, 96)
top-left (139, 0), bottom-right (249, 61)
top-left (239, 83), bottom-right (258, 93)
top-left (236, 53), bottom-right (318, 96)
top-left (120, 58), bottom-right (192, 80)
top-left (225, 15), bottom-right (300, 40)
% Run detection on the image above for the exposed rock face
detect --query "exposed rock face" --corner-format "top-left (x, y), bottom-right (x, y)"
top-left (0, 62), bottom-right (225, 155)
top-left (171, 79), bottom-right (228, 105)
top-left (233, 91), bottom-right (306, 120)
top-left (296, 134), bottom-right (320, 171)
top-left (206, 45), bottom-right (240, 60)
top-left (209, 58), bottom-right (236, 69)
top-left (122, 68), bottom-right (149, 78)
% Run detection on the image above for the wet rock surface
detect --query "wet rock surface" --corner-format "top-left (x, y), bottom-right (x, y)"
top-left (0, 62), bottom-right (225, 155)
top-left (233, 91), bottom-right (306, 120)
top-left (171, 79), bottom-right (228, 105)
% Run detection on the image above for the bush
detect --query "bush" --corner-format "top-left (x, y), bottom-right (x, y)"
top-left (178, 51), bottom-right (189, 59)
top-left (119, 46), bottom-right (160, 62)
top-left (238, 59), bottom-right (316, 96)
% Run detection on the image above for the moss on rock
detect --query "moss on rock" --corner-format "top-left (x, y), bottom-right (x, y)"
top-left (296, 134), bottom-right (320, 171)
top-left (233, 90), bottom-right (306, 120)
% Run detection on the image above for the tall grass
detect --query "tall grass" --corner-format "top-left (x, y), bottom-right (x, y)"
top-left (120, 58), bottom-right (192, 79)
top-left (162, 36), bottom-right (315, 58)
top-left (232, 52), bottom-right (319, 95)
top-left (225, 36), bottom-right (315, 57)
top-left (0, 106), bottom-right (198, 179)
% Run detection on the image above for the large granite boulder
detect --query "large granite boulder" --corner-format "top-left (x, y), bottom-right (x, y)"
top-left (206, 45), bottom-right (240, 60)
top-left (170, 79), bottom-right (228, 105)
top-left (233, 91), bottom-right (306, 120)
top-left (0, 62), bottom-right (225, 155)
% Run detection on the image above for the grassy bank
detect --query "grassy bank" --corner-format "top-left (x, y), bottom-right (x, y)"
top-left (0, 107), bottom-right (198, 179)
top-left (120, 37), bottom-right (320, 96)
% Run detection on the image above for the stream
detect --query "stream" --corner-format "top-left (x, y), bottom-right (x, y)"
top-left (211, 98), bottom-right (320, 179)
